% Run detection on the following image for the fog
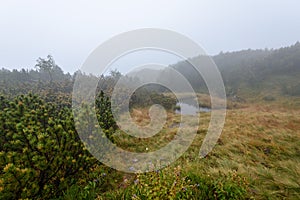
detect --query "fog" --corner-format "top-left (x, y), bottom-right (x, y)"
top-left (0, 0), bottom-right (299, 73)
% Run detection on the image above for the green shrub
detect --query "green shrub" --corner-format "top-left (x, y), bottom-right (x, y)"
top-left (186, 171), bottom-right (249, 199)
top-left (99, 166), bottom-right (250, 199)
top-left (95, 91), bottom-right (118, 142)
top-left (129, 88), bottom-right (177, 111)
top-left (130, 166), bottom-right (193, 199)
top-left (100, 166), bottom-right (196, 200)
top-left (0, 94), bottom-right (98, 199)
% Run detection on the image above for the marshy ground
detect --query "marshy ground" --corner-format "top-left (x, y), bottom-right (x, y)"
top-left (90, 95), bottom-right (300, 199)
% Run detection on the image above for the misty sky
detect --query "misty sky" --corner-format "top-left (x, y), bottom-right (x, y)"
top-left (0, 0), bottom-right (299, 73)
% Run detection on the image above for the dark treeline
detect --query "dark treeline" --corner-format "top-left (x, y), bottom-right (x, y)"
top-left (0, 55), bottom-right (71, 84)
top-left (214, 41), bottom-right (300, 96)
top-left (2, 42), bottom-right (300, 99)
top-left (175, 42), bottom-right (300, 96)
top-left (0, 56), bottom-right (177, 112)
top-left (132, 42), bottom-right (300, 98)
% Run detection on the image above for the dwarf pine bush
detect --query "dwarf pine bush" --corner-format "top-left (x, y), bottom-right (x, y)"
top-left (0, 94), bottom-right (98, 199)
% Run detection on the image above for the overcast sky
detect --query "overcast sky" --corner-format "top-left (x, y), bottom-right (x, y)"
top-left (0, 0), bottom-right (299, 73)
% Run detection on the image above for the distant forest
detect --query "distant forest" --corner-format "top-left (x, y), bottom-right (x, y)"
top-left (167, 42), bottom-right (300, 97)
top-left (1, 42), bottom-right (300, 98)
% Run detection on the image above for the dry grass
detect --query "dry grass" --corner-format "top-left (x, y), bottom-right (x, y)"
top-left (108, 96), bottom-right (300, 199)
top-left (180, 104), bottom-right (300, 199)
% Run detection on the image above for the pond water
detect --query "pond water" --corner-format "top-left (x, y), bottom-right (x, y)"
top-left (175, 102), bottom-right (211, 115)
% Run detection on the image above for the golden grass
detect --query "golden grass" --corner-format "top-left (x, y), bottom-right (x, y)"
top-left (182, 104), bottom-right (300, 199)
top-left (109, 97), bottom-right (300, 199)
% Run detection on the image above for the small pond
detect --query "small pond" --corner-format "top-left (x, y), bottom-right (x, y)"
top-left (175, 102), bottom-right (211, 115)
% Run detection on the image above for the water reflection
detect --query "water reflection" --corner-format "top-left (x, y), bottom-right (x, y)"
top-left (175, 102), bottom-right (211, 115)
